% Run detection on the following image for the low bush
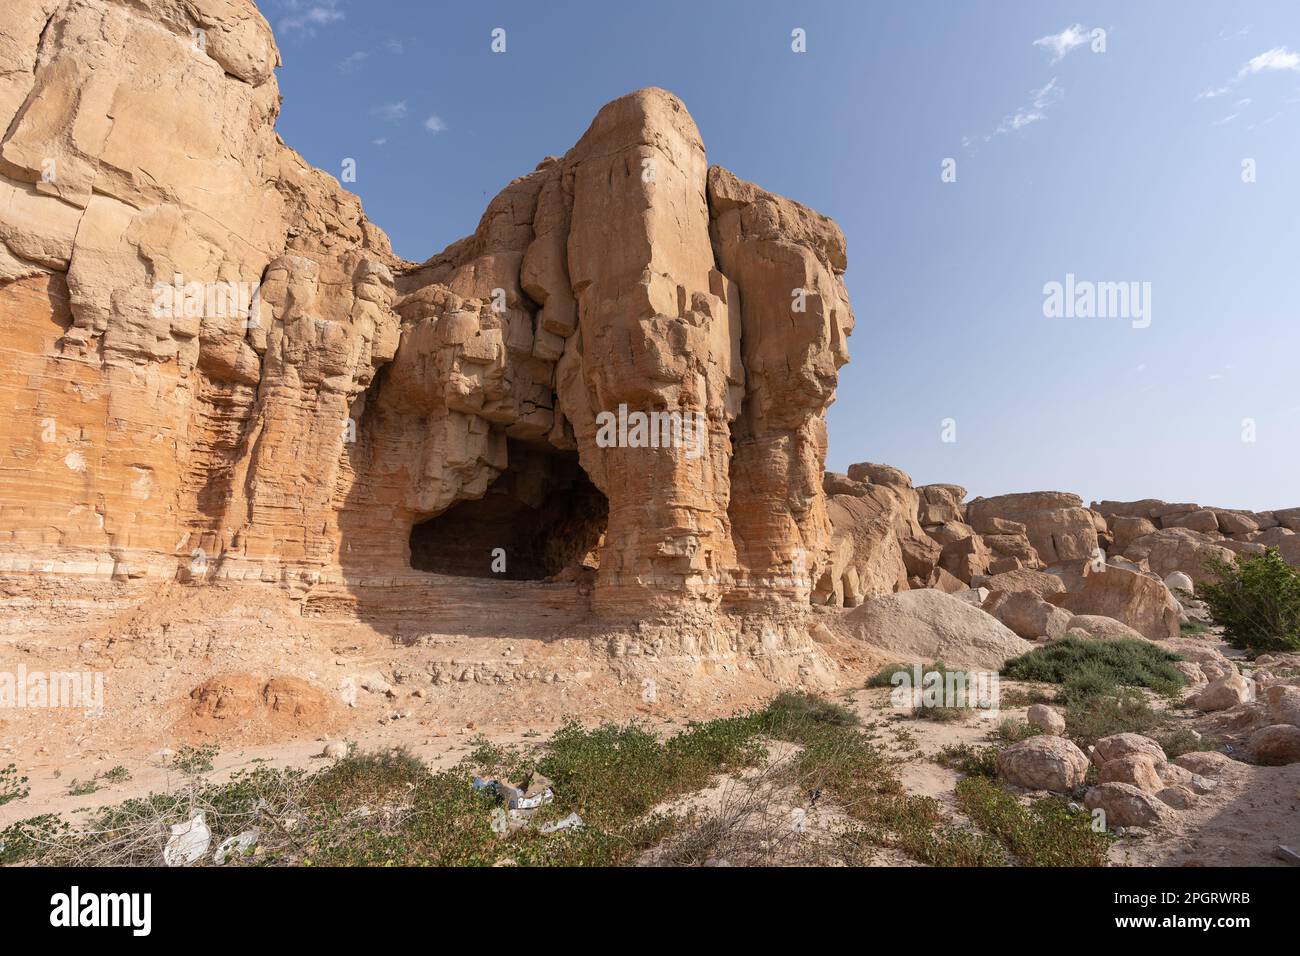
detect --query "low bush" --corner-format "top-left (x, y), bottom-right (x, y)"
top-left (1200, 548), bottom-right (1300, 653)
top-left (1002, 636), bottom-right (1185, 697)
top-left (955, 776), bottom-right (1110, 866)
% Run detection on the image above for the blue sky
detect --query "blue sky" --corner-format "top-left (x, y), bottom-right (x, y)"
top-left (267, 0), bottom-right (1300, 511)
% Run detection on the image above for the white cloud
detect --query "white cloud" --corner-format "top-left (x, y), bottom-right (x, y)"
top-left (337, 51), bottom-right (367, 73)
top-left (1199, 46), bottom-right (1300, 102)
top-left (424, 114), bottom-right (448, 134)
top-left (279, 1), bottom-right (344, 35)
top-left (372, 138), bottom-right (387, 146)
top-left (994, 78), bottom-right (1063, 135)
top-left (372, 101), bottom-right (408, 123)
top-left (1238, 46), bottom-right (1300, 77)
top-left (1034, 24), bottom-right (1090, 63)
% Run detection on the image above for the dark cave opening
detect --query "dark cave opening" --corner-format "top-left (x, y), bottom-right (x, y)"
top-left (407, 441), bottom-right (608, 581)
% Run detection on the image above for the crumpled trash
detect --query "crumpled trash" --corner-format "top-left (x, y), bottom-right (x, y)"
top-left (539, 813), bottom-right (584, 834)
top-left (213, 829), bottom-right (259, 865)
top-left (511, 788), bottom-right (553, 811)
top-left (163, 813), bottom-right (211, 867)
top-left (476, 773), bottom-right (560, 829)
top-left (473, 777), bottom-right (522, 806)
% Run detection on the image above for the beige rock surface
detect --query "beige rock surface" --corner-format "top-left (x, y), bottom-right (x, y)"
top-left (1248, 724), bottom-right (1300, 765)
top-left (983, 590), bottom-right (1073, 640)
top-left (1047, 564), bottom-right (1181, 641)
top-left (0, 0), bottom-right (855, 621)
top-left (996, 735), bottom-right (1089, 792)
top-left (1085, 782), bottom-right (1174, 828)
top-left (834, 589), bottom-right (1033, 670)
top-left (965, 492), bottom-right (1099, 565)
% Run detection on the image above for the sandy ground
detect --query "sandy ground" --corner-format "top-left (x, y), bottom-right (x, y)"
top-left (2, 577), bottom-right (1298, 866)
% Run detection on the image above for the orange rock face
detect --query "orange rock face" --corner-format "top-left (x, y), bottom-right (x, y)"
top-left (0, 2), bottom-right (854, 620)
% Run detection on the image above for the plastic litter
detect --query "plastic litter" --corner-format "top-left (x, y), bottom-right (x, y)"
top-left (213, 829), bottom-right (259, 865)
top-left (511, 788), bottom-right (553, 811)
top-left (473, 777), bottom-right (522, 804)
top-left (163, 813), bottom-right (211, 867)
top-left (539, 812), bottom-right (584, 833)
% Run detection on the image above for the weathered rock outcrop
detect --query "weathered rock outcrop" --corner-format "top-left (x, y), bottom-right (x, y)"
top-left (833, 589), bottom-right (1033, 670)
top-left (0, 2), bottom-right (854, 619)
top-left (1094, 498), bottom-right (1300, 576)
top-left (965, 492), bottom-right (1098, 565)
top-left (3, 0), bottom-right (1294, 656)
top-left (0, 0), bottom-right (401, 591)
top-left (1047, 564), bottom-right (1182, 641)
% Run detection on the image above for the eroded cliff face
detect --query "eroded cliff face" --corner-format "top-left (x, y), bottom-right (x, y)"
top-left (0, 0), bottom-right (854, 620)
top-left (0, 0), bottom-right (402, 592)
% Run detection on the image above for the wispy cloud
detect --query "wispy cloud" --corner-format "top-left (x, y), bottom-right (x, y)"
top-left (372, 101), bottom-right (408, 123)
top-left (994, 78), bottom-right (1063, 135)
top-left (965, 26), bottom-right (1102, 152)
top-left (1199, 46), bottom-right (1300, 100)
top-left (279, 0), bottom-right (345, 35)
top-left (1238, 46), bottom-right (1300, 77)
top-left (424, 114), bottom-right (448, 134)
top-left (337, 51), bottom-right (367, 73)
top-left (1034, 24), bottom-right (1090, 64)
top-left (1214, 96), bottom-right (1254, 124)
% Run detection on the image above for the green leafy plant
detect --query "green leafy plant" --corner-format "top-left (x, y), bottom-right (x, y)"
top-left (1200, 548), bottom-right (1300, 653)
top-left (955, 776), bottom-right (1110, 866)
top-left (1064, 688), bottom-right (1164, 747)
top-left (0, 764), bottom-right (29, 807)
top-left (993, 718), bottom-right (1044, 743)
top-left (67, 778), bottom-right (100, 796)
top-left (1002, 636), bottom-right (1185, 697)
top-left (172, 744), bottom-right (218, 776)
top-left (933, 743), bottom-right (1000, 778)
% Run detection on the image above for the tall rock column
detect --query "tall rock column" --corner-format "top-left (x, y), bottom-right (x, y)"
top-left (708, 166), bottom-right (855, 608)
top-left (556, 90), bottom-right (745, 614)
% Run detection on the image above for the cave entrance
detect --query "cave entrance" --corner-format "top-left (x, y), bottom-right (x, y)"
top-left (408, 440), bottom-right (607, 581)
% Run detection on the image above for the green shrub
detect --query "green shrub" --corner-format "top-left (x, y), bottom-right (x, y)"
top-left (538, 716), bottom-right (765, 830)
top-left (0, 764), bottom-right (29, 807)
top-left (758, 691), bottom-right (858, 732)
top-left (1064, 688), bottom-right (1164, 746)
top-left (955, 776), bottom-right (1110, 866)
top-left (1200, 548), bottom-right (1300, 653)
top-left (1002, 637), bottom-right (1185, 697)
top-left (994, 718), bottom-right (1044, 743)
top-left (866, 661), bottom-right (957, 689)
top-left (1153, 726), bottom-right (1217, 760)
top-left (934, 743), bottom-right (1000, 778)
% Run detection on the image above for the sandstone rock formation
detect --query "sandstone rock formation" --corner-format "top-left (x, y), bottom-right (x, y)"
top-left (1084, 782), bottom-right (1173, 828)
top-left (0, 0), bottom-right (401, 591)
top-left (1047, 564), bottom-right (1182, 641)
top-left (0, 1), bottom-right (854, 620)
top-left (2, 0), bottom-right (1296, 677)
top-left (833, 589), bottom-right (1033, 670)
